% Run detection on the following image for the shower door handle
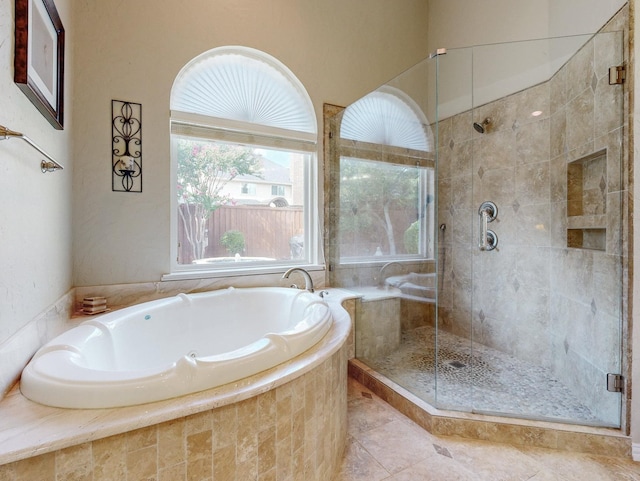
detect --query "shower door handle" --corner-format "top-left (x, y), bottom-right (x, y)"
top-left (478, 201), bottom-right (498, 251)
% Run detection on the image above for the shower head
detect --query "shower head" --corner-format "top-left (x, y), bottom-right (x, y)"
top-left (473, 118), bottom-right (491, 134)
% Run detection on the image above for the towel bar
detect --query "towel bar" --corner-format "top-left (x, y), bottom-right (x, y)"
top-left (0, 125), bottom-right (64, 172)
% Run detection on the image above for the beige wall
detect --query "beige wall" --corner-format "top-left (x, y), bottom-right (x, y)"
top-left (427, 0), bottom-right (626, 49)
top-left (427, 0), bottom-right (549, 50)
top-left (549, 0), bottom-right (630, 37)
top-left (0, 0), bottom-right (74, 345)
top-left (71, 0), bottom-right (430, 286)
top-left (427, 0), bottom-right (628, 118)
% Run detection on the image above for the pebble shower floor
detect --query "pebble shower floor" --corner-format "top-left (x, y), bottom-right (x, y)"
top-left (362, 325), bottom-right (601, 425)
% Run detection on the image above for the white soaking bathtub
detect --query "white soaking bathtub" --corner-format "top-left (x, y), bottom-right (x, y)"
top-left (20, 287), bottom-right (332, 409)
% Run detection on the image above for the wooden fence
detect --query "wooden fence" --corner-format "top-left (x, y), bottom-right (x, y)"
top-left (178, 204), bottom-right (304, 264)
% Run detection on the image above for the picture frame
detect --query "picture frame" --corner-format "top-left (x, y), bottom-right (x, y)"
top-left (14, 0), bottom-right (65, 130)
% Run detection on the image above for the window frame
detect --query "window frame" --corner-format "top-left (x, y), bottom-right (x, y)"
top-left (337, 154), bottom-right (435, 265)
top-left (271, 185), bottom-right (286, 196)
top-left (166, 112), bottom-right (321, 280)
top-left (241, 183), bottom-right (257, 195)
top-left (165, 46), bottom-right (320, 280)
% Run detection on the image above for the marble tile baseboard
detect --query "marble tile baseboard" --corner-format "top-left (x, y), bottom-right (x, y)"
top-left (73, 271), bottom-right (327, 312)
top-left (0, 289), bottom-right (76, 401)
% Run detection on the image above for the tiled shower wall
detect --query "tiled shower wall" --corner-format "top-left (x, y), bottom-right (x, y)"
top-left (436, 7), bottom-right (628, 424)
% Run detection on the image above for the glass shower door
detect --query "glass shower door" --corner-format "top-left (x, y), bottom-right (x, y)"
top-left (435, 30), bottom-right (625, 427)
top-left (432, 46), bottom-right (475, 412)
top-left (328, 56), bottom-right (441, 408)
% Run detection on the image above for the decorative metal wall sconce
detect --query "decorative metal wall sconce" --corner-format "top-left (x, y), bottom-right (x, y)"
top-left (112, 100), bottom-right (142, 192)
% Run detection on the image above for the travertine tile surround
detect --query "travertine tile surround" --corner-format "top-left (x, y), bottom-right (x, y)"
top-left (355, 297), bottom-right (401, 360)
top-left (0, 348), bottom-right (347, 481)
top-left (0, 289), bottom-right (353, 481)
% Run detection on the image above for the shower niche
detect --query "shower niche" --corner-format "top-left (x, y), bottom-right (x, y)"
top-left (566, 149), bottom-right (607, 251)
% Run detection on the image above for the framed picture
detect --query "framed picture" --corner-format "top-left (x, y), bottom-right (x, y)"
top-left (14, 0), bottom-right (65, 130)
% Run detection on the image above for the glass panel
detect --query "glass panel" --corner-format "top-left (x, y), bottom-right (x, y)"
top-left (433, 46), bottom-right (474, 411)
top-left (326, 56), bottom-right (439, 406)
top-left (175, 137), bottom-right (309, 266)
top-left (338, 157), bottom-right (431, 262)
top-left (329, 20), bottom-right (625, 430)
top-left (436, 32), bottom-right (624, 426)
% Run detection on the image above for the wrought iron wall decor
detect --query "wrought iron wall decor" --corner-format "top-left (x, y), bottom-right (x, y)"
top-left (112, 100), bottom-right (142, 192)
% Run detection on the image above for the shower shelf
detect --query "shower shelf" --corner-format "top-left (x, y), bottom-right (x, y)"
top-left (566, 149), bottom-right (607, 251)
top-left (567, 228), bottom-right (606, 251)
top-left (566, 215), bottom-right (607, 229)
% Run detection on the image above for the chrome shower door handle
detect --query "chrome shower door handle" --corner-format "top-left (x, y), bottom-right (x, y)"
top-left (478, 201), bottom-right (498, 251)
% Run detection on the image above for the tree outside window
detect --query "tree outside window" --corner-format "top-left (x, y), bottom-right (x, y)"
top-left (339, 157), bottom-right (426, 258)
top-left (176, 138), bottom-right (262, 261)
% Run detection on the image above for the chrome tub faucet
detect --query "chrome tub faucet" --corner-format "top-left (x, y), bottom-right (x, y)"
top-left (282, 267), bottom-right (315, 293)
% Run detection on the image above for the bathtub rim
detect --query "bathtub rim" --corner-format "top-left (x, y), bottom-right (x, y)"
top-left (0, 288), bottom-right (354, 466)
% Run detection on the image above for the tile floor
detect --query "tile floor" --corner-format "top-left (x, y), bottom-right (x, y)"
top-left (334, 377), bottom-right (640, 481)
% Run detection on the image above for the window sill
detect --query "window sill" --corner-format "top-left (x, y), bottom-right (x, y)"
top-left (337, 258), bottom-right (434, 269)
top-left (161, 264), bottom-right (326, 282)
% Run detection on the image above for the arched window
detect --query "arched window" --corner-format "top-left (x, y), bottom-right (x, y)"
top-left (340, 86), bottom-right (431, 151)
top-left (168, 46), bottom-right (318, 276)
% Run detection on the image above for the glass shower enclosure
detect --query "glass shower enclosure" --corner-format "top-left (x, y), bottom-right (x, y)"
top-left (327, 25), bottom-right (626, 428)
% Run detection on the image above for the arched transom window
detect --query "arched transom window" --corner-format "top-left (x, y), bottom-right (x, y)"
top-left (340, 85), bottom-right (431, 150)
top-left (168, 46), bottom-right (318, 276)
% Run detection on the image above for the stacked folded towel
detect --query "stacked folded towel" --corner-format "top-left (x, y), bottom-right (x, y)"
top-left (82, 297), bottom-right (107, 314)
